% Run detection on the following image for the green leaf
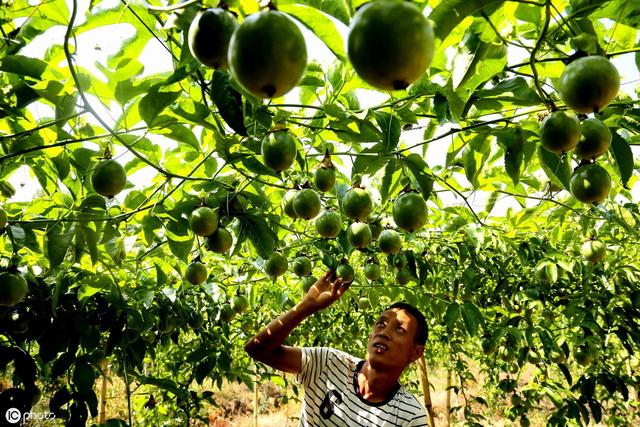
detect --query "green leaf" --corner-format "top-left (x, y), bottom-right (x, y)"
top-left (279, 4), bottom-right (346, 61)
top-left (461, 301), bottom-right (483, 337)
top-left (373, 111), bottom-right (401, 153)
top-left (239, 212), bottom-right (277, 260)
top-left (139, 86), bottom-right (181, 127)
top-left (166, 220), bottom-right (194, 263)
top-left (403, 154), bottom-right (434, 200)
top-left (0, 55), bottom-right (47, 79)
top-left (497, 127), bottom-right (525, 185)
top-left (380, 159), bottom-right (398, 204)
top-left (157, 123), bottom-right (201, 151)
top-left (210, 70), bottom-right (247, 136)
top-left (51, 150), bottom-right (71, 180)
top-left (610, 131), bottom-right (633, 188)
top-left (445, 302), bottom-right (460, 330)
top-left (538, 147), bottom-right (572, 190)
top-left (431, 0), bottom-right (506, 41)
top-left (46, 224), bottom-right (76, 269)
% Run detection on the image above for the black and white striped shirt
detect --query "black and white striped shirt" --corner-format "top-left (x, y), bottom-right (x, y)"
top-left (296, 347), bottom-right (429, 426)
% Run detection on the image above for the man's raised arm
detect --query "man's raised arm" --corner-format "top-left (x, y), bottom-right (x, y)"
top-left (244, 270), bottom-right (349, 373)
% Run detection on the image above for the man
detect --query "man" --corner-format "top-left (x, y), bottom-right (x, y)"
top-left (245, 270), bottom-right (429, 426)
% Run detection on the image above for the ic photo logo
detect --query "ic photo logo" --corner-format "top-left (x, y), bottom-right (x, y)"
top-left (5, 408), bottom-right (57, 424)
top-left (5, 408), bottom-right (21, 424)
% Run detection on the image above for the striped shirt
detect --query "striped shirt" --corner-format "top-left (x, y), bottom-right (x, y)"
top-left (296, 347), bottom-right (429, 426)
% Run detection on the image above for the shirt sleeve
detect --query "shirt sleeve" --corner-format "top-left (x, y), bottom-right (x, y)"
top-left (407, 411), bottom-right (430, 427)
top-left (296, 347), bottom-right (331, 389)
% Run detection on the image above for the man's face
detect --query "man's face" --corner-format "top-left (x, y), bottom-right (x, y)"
top-left (367, 308), bottom-right (424, 370)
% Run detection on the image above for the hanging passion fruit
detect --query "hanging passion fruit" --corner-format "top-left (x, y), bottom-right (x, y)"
top-left (188, 8), bottom-right (238, 68)
top-left (574, 118), bottom-right (611, 160)
top-left (91, 159), bottom-right (127, 198)
top-left (539, 111), bottom-right (580, 154)
top-left (393, 192), bottom-right (427, 232)
top-left (559, 56), bottom-right (620, 114)
top-left (261, 131), bottom-right (297, 173)
top-left (228, 10), bottom-right (307, 98)
top-left (347, 0), bottom-right (434, 90)
top-left (569, 163), bottom-right (611, 204)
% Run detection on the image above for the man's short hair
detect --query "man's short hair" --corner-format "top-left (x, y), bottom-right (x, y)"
top-left (387, 302), bottom-right (428, 345)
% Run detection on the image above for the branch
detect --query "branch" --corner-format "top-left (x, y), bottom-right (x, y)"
top-left (0, 127), bottom-right (147, 163)
top-left (432, 175), bottom-right (485, 226)
top-left (0, 110), bottom-right (87, 140)
top-left (493, 189), bottom-right (602, 219)
top-left (530, 0), bottom-right (554, 110)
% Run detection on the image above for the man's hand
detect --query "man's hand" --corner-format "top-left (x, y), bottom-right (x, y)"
top-left (302, 270), bottom-right (351, 312)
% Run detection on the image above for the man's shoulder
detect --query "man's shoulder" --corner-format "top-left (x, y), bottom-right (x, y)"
top-left (394, 386), bottom-right (427, 415)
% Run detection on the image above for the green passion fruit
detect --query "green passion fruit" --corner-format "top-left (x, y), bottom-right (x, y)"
top-left (347, 0), bottom-right (434, 90)
top-left (189, 206), bottom-right (218, 237)
top-left (314, 165), bottom-right (336, 192)
top-left (0, 272), bottom-right (28, 307)
top-left (292, 256), bottom-right (312, 277)
top-left (347, 222), bottom-right (372, 249)
top-left (393, 192), bottom-right (427, 232)
top-left (569, 163), bottom-right (611, 204)
top-left (282, 190), bottom-right (299, 219)
top-left (206, 227), bottom-right (233, 253)
top-left (559, 56), bottom-right (620, 114)
top-left (336, 263), bottom-right (355, 283)
top-left (539, 111), bottom-right (580, 154)
top-left (301, 276), bottom-right (317, 293)
top-left (264, 252), bottom-right (288, 278)
top-left (188, 8), bottom-right (238, 68)
top-left (395, 268), bottom-right (412, 285)
top-left (228, 11), bottom-right (307, 98)
top-left (342, 188), bottom-right (373, 221)
top-left (378, 229), bottom-right (402, 254)
top-left (231, 295), bottom-right (249, 313)
top-left (261, 131), bottom-right (297, 173)
top-left (574, 118), bottom-right (611, 160)
top-left (293, 188), bottom-right (321, 220)
top-left (364, 263), bottom-right (381, 281)
top-left (315, 210), bottom-right (342, 238)
top-left (91, 159), bottom-right (127, 198)
top-left (0, 207), bottom-right (6, 229)
top-left (581, 240), bottom-right (606, 263)
top-left (184, 262), bottom-right (208, 285)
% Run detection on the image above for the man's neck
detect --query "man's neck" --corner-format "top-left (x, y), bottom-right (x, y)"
top-left (357, 360), bottom-right (402, 403)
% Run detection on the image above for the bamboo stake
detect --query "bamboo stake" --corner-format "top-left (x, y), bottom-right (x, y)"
top-left (446, 369), bottom-right (452, 427)
top-left (254, 374), bottom-right (259, 427)
top-left (98, 359), bottom-right (109, 423)
top-left (417, 355), bottom-right (436, 427)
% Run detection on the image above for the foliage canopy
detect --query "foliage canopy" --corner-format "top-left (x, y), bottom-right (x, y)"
top-left (1, 0), bottom-right (640, 425)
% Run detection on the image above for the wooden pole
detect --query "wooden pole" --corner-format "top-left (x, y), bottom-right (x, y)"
top-left (98, 359), bottom-right (109, 423)
top-left (446, 369), bottom-right (452, 427)
top-left (254, 374), bottom-right (259, 427)
top-left (417, 355), bottom-right (436, 427)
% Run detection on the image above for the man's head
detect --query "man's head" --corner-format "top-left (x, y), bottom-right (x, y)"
top-left (366, 302), bottom-right (427, 372)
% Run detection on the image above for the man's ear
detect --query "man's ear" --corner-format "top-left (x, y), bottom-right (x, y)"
top-left (409, 345), bottom-right (425, 364)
